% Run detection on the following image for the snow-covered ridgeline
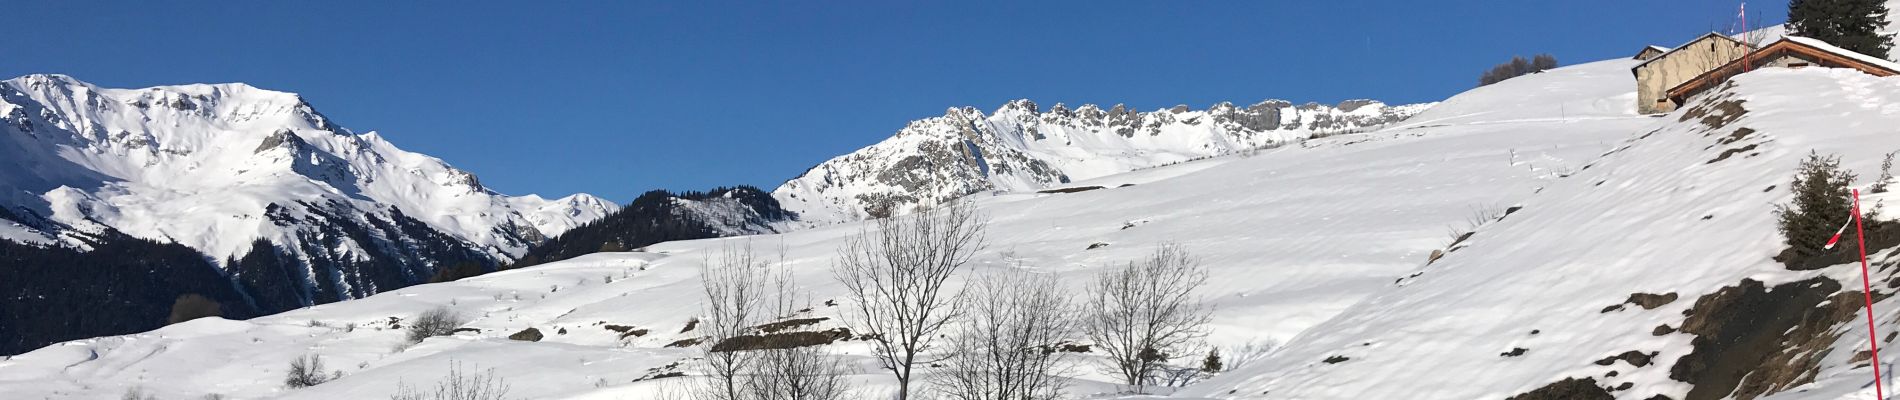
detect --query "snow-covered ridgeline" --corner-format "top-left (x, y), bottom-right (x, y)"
top-left (772, 98), bottom-right (1434, 226)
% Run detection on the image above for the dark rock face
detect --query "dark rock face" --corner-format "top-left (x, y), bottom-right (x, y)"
top-left (1595, 350), bottom-right (1657, 367)
top-left (710, 328), bottom-right (854, 352)
top-left (1336, 99), bottom-right (1381, 112)
top-left (1506, 378), bottom-right (1613, 400)
top-left (1670, 278), bottom-right (1859, 400)
top-left (508, 328), bottom-right (544, 342)
top-left (232, 201), bottom-right (494, 312)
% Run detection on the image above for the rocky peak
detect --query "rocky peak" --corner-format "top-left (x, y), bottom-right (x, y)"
top-left (1336, 99), bottom-right (1383, 112)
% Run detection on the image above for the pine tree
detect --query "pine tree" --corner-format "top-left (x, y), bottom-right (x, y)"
top-left (1789, 0), bottom-right (1895, 59)
top-left (1775, 151), bottom-right (1858, 259)
top-left (1201, 349), bottom-right (1224, 373)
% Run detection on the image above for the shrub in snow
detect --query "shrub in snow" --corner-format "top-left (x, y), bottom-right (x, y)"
top-left (1477, 54), bottom-right (1559, 87)
top-left (285, 354), bottom-right (332, 388)
top-left (121, 387), bottom-right (157, 400)
top-left (388, 361), bottom-right (512, 400)
top-left (406, 306), bottom-right (467, 344)
top-left (1874, 150), bottom-right (1896, 194)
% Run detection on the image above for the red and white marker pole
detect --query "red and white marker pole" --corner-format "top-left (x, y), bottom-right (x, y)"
top-left (1851, 188), bottom-right (1885, 399)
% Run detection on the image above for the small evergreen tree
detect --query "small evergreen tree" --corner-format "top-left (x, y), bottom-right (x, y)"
top-left (1201, 349), bottom-right (1224, 374)
top-left (1789, 0), bottom-right (1895, 59)
top-left (1776, 151), bottom-right (1859, 259)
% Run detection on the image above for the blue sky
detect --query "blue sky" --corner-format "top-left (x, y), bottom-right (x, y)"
top-left (4, 1), bottom-right (1783, 203)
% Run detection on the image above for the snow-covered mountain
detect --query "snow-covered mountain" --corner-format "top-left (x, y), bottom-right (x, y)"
top-left (0, 74), bottom-right (616, 353)
top-left (0, 74), bottom-right (616, 259)
top-left (508, 193), bottom-right (622, 240)
top-left (773, 98), bottom-right (1432, 225)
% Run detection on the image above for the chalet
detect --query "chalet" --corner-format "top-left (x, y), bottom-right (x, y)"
top-left (1665, 36), bottom-right (1900, 107)
top-left (1634, 45), bottom-right (1669, 61)
top-left (1633, 33), bottom-right (1755, 114)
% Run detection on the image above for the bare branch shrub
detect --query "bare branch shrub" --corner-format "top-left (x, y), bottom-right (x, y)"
top-left (407, 306), bottom-right (467, 344)
top-left (1222, 339), bottom-right (1276, 371)
top-left (121, 386), bottom-right (158, 400)
top-left (285, 354), bottom-right (332, 388)
top-left (388, 361), bottom-right (513, 400)
top-left (1082, 244), bottom-right (1212, 393)
top-left (936, 270), bottom-right (1076, 400)
top-left (1874, 150), bottom-right (1896, 194)
top-left (833, 200), bottom-right (987, 400)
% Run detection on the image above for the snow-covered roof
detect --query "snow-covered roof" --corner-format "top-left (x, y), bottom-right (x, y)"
top-left (1780, 35), bottom-right (1900, 73)
top-left (1665, 35), bottom-right (1900, 101)
top-left (1633, 32), bottom-right (1752, 71)
top-left (1633, 45), bottom-right (1670, 60)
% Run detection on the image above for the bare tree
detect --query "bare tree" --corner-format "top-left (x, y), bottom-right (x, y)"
top-left (936, 270), bottom-right (1077, 400)
top-left (1082, 244), bottom-right (1212, 393)
top-left (743, 247), bottom-right (854, 400)
top-left (696, 243), bottom-right (774, 400)
top-left (833, 201), bottom-right (987, 400)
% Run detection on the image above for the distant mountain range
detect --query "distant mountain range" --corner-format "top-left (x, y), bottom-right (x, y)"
top-left (0, 73), bottom-right (1426, 355)
top-left (772, 98), bottom-right (1432, 224)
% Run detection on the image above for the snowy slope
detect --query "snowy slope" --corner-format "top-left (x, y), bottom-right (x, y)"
top-left (0, 59), bottom-right (1637, 399)
top-left (1181, 69), bottom-right (1900, 399)
top-left (773, 98), bottom-right (1433, 226)
top-left (0, 74), bottom-right (617, 260)
top-left (9, 54), bottom-right (1898, 400)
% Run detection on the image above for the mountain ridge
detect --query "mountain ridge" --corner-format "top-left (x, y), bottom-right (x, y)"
top-left (771, 97), bottom-right (1434, 225)
top-left (0, 73), bottom-right (617, 354)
